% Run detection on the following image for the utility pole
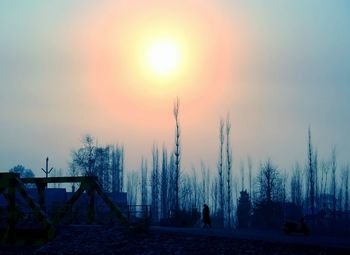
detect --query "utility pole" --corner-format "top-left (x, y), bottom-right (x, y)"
top-left (41, 157), bottom-right (53, 178)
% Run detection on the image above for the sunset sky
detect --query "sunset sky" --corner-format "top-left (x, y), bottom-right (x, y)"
top-left (1, 1), bottom-right (349, 177)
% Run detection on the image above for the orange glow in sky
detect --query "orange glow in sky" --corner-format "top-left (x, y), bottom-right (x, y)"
top-left (78, 0), bottom-right (248, 128)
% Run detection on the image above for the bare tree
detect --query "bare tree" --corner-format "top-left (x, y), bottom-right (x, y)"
top-left (201, 162), bottom-right (210, 208)
top-left (71, 134), bottom-right (96, 176)
top-left (226, 116), bottom-right (233, 228)
top-left (95, 146), bottom-right (111, 192)
top-left (211, 177), bottom-right (219, 216)
top-left (152, 144), bottom-right (160, 221)
top-left (247, 156), bottom-right (253, 201)
top-left (281, 171), bottom-right (288, 218)
top-left (218, 118), bottom-right (225, 225)
top-left (314, 150), bottom-right (319, 211)
top-left (191, 167), bottom-right (200, 210)
top-left (127, 170), bottom-right (139, 205)
top-left (141, 157), bottom-right (148, 206)
top-left (180, 172), bottom-right (194, 211)
top-left (257, 159), bottom-right (280, 203)
top-left (320, 160), bottom-right (330, 208)
top-left (168, 154), bottom-right (176, 214)
top-left (173, 98), bottom-right (181, 211)
top-left (291, 163), bottom-right (303, 207)
top-left (331, 147), bottom-right (337, 216)
top-left (120, 146), bottom-right (124, 192)
top-left (111, 145), bottom-right (124, 193)
top-left (161, 146), bottom-right (168, 219)
top-left (240, 160), bottom-right (245, 192)
top-left (308, 127), bottom-right (315, 216)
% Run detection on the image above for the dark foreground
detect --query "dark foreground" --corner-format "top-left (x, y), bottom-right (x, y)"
top-left (1, 225), bottom-right (350, 255)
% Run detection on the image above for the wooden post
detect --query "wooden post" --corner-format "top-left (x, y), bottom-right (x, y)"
top-left (41, 157), bottom-right (53, 179)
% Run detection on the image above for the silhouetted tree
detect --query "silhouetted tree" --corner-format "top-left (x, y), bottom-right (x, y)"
top-left (71, 134), bottom-right (96, 176)
top-left (151, 144), bottom-right (160, 221)
top-left (237, 190), bottom-right (251, 228)
top-left (211, 177), bottom-right (219, 216)
top-left (95, 146), bottom-right (111, 191)
top-left (127, 170), bottom-right (139, 205)
top-left (226, 116), bottom-right (233, 228)
top-left (314, 150), bottom-right (319, 211)
top-left (217, 118), bottom-right (225, 226)
top-left (180, 171), bottom-right (193, 211)
top-left (253, 161), bottom-right (284, 230)
top-left (168, 154), bottom-right (176, 214)
top-left (291, 163), bottom-right (303, 208)
top-left (331, 147), bottom-right (337, 216)
top-left (308, 127), bottom-right (315, 216)
top-left (257, 159), bottom-right (280, 203)
top-left (9, 165), bottom-right (35, 178)
top-left (173, 98), bottom-right (181, 211)
top-left (77, 134), bottom-right (96, 176)
top-left (320, 160), bottom-right (330, 208)
top-left (247, 156), bottom-right (253, 201)
top-left (201, 162), bottom-right (210, 210)
top-left (9, 165), bottom-right (35, 189)
top-left (111, 145), bottom-right (124, 193)
top-left (119, 146), bottom-right (124, 192)
top-left (141, 157), bottom-right (148, 206)
top-left (161, 147), bottom-right (168, 219)
top-left (281, 171), bottom-right (288, 208)
top-left (240, 160), bottom-right (245, 192)
top-left (191, 167), bottom-right (201, 210)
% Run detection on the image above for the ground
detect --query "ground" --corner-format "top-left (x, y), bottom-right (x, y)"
top-left (1, 226), bottom-right (350, 255)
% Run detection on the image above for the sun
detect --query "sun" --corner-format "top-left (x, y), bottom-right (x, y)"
top-left (146, 38), bottom-right (181, 77)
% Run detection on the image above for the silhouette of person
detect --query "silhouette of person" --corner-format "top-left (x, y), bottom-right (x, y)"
top-left (202, 204), bottom-right (211, 228)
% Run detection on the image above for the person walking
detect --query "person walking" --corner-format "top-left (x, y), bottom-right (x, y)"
top-left (202, 204), bottom-right (211, 228)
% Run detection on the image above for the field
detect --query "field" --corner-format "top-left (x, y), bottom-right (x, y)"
top-left (2, 225), bottom-right (349, 255)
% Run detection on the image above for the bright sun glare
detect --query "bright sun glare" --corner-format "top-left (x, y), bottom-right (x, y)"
top-left (146, 38), bottom-right (181, 77)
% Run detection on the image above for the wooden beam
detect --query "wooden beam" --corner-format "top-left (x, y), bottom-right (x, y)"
top-left (92, 180), bottom-right (127, 225)
top-left (55, 183), bottom-right (85, 224)
top-left (21, 176), bottom-right (97, 184)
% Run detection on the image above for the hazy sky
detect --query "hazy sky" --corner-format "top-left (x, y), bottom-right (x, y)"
top-left (1, 1), bottom-right (349, 177)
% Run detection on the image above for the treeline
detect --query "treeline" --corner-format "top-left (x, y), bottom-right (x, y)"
top-left (67, 100), bottom-right (349, 233)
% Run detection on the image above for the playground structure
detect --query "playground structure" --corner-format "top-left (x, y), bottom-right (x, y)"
top-left (0, 172), bottom-right (133, 244)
